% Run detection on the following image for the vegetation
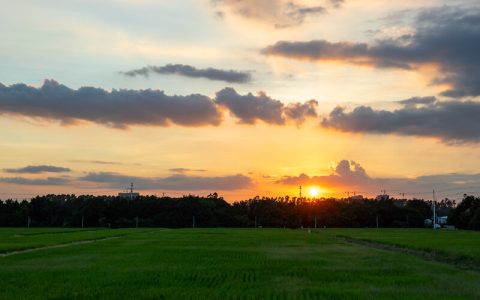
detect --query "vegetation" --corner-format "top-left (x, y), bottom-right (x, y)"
top-left (1, 228), bottom-right (480, 299)
top-left (448, 195), bottom-right (480, 230)
top-left (0, 228), bottom-right (147, 253)
top-left (332, 228), bottom-right (480, 263)
top-left (0, 193), bottom-right (459, 229)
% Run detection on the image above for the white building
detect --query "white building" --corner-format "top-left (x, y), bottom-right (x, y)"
top-left (118, 183), bottom-right (140, 199)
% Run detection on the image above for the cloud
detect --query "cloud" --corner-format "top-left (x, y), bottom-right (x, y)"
top-left (80, 172), bottom-right (253, 191)
top-left (278, 160), bottom-right (369, 188)
top-left (121, 64), bottom-right (252, 84)
top-left (168, 168), bottom-right (207, 173)
top-left (262, 7), bottom-right (480, 97)
top-left (69, 160), bottom-right (123, 165)
top-left (397, 96), bottom-right (436, 108)
top-left (0, 81), bottom-right (319, 128)
top-left (212, 0), bottom-right (334, 28)
top-left (277, 160), bottom-right (480, 198)
top-left (4, 165), bottom-right (71, 174)
top-left (284, 100), bottom-right (319, 124)
top-left (0, 80), bottom-right (222, 129)
top-left (329, 0), bottom-right (344, 8)
top-left (322, 98), bottom-right (480, 144)
top-left (0, 177), bottom-right (70, 186)
top-left (215, 87), bottom-right (318, 125)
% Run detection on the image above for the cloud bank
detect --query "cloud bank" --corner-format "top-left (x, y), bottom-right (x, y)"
top-left (4, 165), bottom-right (71, 174)
top-left (263, 7), bottom-right (480, 97)
top-left (278, 160), bottom-right (480, 197)
top-left (278, 160), bottom-right (369, 188)
top-left (322, 98), bottom-right (480, 144)
top-left (0, 171), bottom-right (253, 191)
top-left (122, 64), bottom-right (252, 84)
top-left (0, 80), bottom-right (221, 128)
top-left (80, 172), bottom-right (253, 191)
top-left (0, 81), bottom-right (318, 128)
top-left (0, 177), bottom-right (70, 186)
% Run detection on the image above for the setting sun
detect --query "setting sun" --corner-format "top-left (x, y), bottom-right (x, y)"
top-left (309, 186), bottom-right (320, 198)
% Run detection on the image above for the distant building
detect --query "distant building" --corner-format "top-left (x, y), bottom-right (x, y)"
top-left (424, 216), bottom-right (448, 228)
top-left (375, 194), bottom-right (390, 201)
top-left (437, 216), bottom-right (448, 225)
top-left (118, 183), bottom-right (140, 199)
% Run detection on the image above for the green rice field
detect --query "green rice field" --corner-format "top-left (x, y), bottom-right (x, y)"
top-left (332, 228), bottom-right (480, 258)
top-left (1, 228), bottom-right (480, 299)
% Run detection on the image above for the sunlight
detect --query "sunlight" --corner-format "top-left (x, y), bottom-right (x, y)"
top-left (309, 186), bottom-right (320, 198)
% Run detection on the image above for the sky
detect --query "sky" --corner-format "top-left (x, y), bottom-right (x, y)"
top-left (1, 0), bottom-right (480, 201)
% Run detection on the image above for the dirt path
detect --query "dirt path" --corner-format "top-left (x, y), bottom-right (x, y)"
top-left (337, 235), bottom-right (480, 272)
top-left (0, 236), bottom-right (122, 258)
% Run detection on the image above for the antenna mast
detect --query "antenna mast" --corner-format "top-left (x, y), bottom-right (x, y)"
top-left (130, 183), bottom-right (134, 200)
top-left (432, 189), bottom-right (436, 229)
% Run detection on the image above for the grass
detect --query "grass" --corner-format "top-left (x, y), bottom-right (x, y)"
top-left (0, 228), bottom-right (480, 299)
top-left (0, 228), bottom-right (148, 253)
top-left (331, 228), bottom-right (480, 262)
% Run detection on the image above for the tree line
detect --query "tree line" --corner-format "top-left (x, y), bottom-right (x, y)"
top-left (0, 193), bottom-right (475, 229)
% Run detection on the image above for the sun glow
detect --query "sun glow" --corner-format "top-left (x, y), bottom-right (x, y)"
top-left (309, 186), bottom-right (320, 198)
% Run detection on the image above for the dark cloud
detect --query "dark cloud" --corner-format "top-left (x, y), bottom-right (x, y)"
top-left (0, 81), bottom-right (320, 128)
top-left (263, 7), bottom-right (480, 97)
top-left (278, 160), bottom-right (369, 188)
top-left (168, 168), bottom-right (207, 173)
top-left (80, 172), bottom-right (253, 191)
top-left (215, 88), bottom-right (318, 125)
top-left (284, 100), bottom-right (319, 125)
top-left (4, 165), bottom-right (71, 174)
top-left (0, 80), bottom-right (222, 128)
top-left (0, 177), bottom-right (70, 186)
top-left (277, 160), bottom-right (480, 198)
top-left (397, 96), bottom-right (436, 108)
top-left (322, 98), bottom-right (480, 144)
top-left (212, 0), bottom-right (331, 28)
top-left (121, 64), bottom-right (252, 84)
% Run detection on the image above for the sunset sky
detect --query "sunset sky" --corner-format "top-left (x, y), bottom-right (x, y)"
top-left (1, 0), bottom-right (480, 201)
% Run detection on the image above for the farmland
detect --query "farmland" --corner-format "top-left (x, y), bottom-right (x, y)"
top-left (332, 228), bottom-right (480, 258)
top-left (1, 228), bottom-right (480, 299)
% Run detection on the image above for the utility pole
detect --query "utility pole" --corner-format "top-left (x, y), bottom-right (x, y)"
top-left (130, 183), bottom-right (134, 200)
top-left (299, 186), bottom-right (302, 198)
top-left (432, 189), bottom-right (437, 229)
